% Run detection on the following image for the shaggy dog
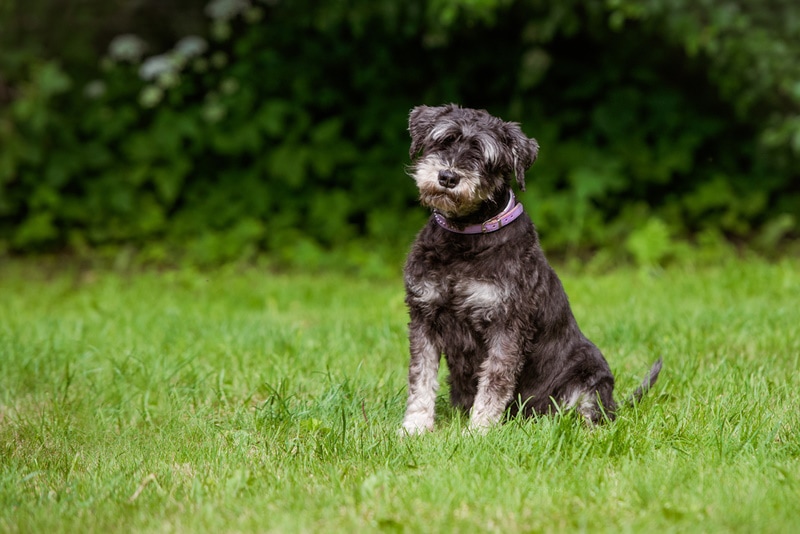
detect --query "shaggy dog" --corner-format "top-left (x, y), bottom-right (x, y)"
top-left (400, 104), bottom-right (661, 435)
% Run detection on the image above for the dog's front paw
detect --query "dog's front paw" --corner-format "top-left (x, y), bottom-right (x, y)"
top-left (398, 418), bottom-right (434, 437)
top-left (465, 420), bottom-right (493, 436)
top-left (466, 407), bottom-right (502, 435)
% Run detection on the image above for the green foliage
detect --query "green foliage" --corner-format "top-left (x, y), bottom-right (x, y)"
top-left (625, 217), bottom-right (672, 266)
top-left (0, 0), bottom-right (798, 269)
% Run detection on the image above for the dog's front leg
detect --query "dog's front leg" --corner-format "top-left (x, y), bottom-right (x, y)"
top-left (400, 320), bottom-right (440, 435)
top-left (468, 332), bottom-right (521, 433)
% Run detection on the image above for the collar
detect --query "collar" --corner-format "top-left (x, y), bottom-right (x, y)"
top-left (433, 191), bottom-right (524, 234)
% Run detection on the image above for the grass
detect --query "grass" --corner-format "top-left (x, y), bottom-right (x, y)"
top-left (1, 258), bottom-right (799, 533)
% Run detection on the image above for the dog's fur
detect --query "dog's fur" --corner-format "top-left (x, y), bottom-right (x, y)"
top-left (400, 104), bottom-right (661, 435)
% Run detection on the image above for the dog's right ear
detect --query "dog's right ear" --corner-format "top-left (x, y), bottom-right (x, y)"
top-left (408, 104), bottom-right (457, 159)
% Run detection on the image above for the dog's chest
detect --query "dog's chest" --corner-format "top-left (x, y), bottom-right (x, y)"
top-left (406, 273), bottom-right (511, 321)
top-left (405, 222), bottom-right (535, 321)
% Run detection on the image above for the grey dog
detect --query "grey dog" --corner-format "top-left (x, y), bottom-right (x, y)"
top-left (400, 104), bottom-right (662, 435)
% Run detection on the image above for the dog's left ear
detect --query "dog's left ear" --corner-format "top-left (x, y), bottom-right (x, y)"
top-left (506, 124), bottom-right (539, 192)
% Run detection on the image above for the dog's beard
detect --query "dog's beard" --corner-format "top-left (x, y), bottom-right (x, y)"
top-left (411, 157), bottom-right (489, 218)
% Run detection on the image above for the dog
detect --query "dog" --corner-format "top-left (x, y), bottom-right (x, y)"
top-left (400, 104), bottom-right (662, 435)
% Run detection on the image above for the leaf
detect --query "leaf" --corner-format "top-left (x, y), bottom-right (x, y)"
top-left (625, 217), bottom-right (673, 267)
top-left (13, 212), bottom-right (58, 247)
top-left (35, 62), bottom-right (72, 97)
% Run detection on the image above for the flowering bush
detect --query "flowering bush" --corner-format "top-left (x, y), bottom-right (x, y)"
top-left (0, 0), bottom-right (798, 270)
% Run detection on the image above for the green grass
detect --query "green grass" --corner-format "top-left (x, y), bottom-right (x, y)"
top-left (1, 259), bottom-right (799, 533)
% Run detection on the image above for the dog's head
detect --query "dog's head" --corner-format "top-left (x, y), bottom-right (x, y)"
top-left (408, 104), bottom-right (539, 218)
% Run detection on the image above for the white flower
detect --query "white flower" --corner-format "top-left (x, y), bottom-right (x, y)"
top-left (108, 34), bottom-right (147, 62)
top-left (139, 85), bottom-right (164, 108)
top-left (174, 36), bottom-right (208, 58)
top-left (84, 80), bottom-right (106, 99)
top-left (205, 0), bottom-right (250, 21)
top-left (139, 54), bottom-right (175, 81)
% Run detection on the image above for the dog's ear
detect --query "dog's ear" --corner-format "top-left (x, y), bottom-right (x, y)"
top-left (507, 124), bottom-right (539, 192)
top-left (408, 104), bottom-right (457, 159)
top-left (408, 106), bottom-right (437, 159)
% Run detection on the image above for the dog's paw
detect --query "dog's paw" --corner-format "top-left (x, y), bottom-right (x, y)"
top-left (464, 421), bottom-right (492, 436)
top-left (398, 421), bottom-right (433, 437)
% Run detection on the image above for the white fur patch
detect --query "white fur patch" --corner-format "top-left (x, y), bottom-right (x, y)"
top-left (429, 120), bottom-right (458, 142)
top-left (400, 335), bottom-right (440, 436)
top-left (562, 389), bottom-right (598, 422)
top-left (468, 395), bottom-right (507, 432)
top-left (456, 280), bottom-right (508, 310)
top-left (477, 136), bottom-right (500, 164)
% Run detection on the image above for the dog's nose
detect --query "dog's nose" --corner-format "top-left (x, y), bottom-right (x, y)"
top-left (438, 170), bottom-right (460, 189)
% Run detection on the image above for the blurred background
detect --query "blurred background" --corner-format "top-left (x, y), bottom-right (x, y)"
top-left (1, 0), bottom-right (798, 275)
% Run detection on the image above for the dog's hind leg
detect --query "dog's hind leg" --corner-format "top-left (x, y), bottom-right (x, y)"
top-left (561, 379), bottom-right (616, 424)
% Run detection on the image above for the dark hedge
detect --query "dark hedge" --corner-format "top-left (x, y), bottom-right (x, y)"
top-left (1, 0), bottom-right (798, 272)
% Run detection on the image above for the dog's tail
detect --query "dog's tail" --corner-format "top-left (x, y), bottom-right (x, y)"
top-left (624, 357), bottom-right (663, 407)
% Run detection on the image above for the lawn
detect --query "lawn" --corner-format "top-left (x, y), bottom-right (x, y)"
top-left (1, 259), bottom-right (799, 532)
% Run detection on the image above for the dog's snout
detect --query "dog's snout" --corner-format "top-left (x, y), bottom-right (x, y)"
top-left (438, 170), bottom-right (460, 189)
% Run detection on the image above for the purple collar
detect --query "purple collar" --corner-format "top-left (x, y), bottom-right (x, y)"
top-left (434, 192), bottom-right (524, 234)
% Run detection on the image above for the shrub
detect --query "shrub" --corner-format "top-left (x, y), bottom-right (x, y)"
top-left (1, 0), bottom-right (797, 269)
